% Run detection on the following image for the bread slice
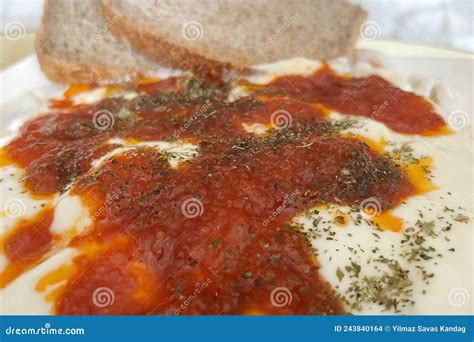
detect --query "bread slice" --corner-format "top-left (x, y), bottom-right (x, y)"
top-left (36, 0), bottom-right (169, 84)
top-left (102, 0), bottom-right (367, 78)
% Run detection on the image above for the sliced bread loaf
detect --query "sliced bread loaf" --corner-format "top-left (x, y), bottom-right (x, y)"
top-left (102, 0), bottom-right (367, 77)
top-left (36, 0), bottom-right (169, 84)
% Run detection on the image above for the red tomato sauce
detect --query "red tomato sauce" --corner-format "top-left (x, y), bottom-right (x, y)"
top-left (257, 65), bottom-right (447, 135)
top-left (3, 207), bottom-right (54, 262)
top-left (1, 66), bottom-right (445, 314)
top-left (0, 207), bottom-right (54, 287)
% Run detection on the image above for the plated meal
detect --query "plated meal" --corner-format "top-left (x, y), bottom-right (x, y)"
top-left (0, 0), bottom-right (472, 315)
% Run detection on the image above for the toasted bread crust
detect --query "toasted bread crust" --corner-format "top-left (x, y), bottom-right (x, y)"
top-left (35, 0), bottom-right (159, 84)
top-left (343, 10), bottom-right (368, 62)
top-left (102, 0), bottom-right (366, 78)
top-left (101, 2), bottom-right (241, 79)
top-left (36, 0), bottom-right (366, 84)
top-left (36, 32), bottom-right (153, 84)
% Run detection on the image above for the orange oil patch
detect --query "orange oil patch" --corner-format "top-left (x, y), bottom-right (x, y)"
top-left (44, 285), bottom-right (68, 303)
top-left (49, 85), bottom-right (92, 109)
top-left (371, 155), bottom-right (436, 232)
top-left (64, 227), bottom-right (79, 241)
top-left (64, 85), bottom-right (91, 98)
top-left (309, 253), bottom-right (321, 268)
top-left (312, 103), bottom-right (331, 117)
top-left (350, 134), bottom-right (437, 232)
top-left (421, 125), bottom-right (454, 137)
top-left (373, 210), bottom-right (403, 232)
top-left (0, 261), bottom-right (33, 288)
top-left (346, 134), bottom-right (387, 154)
top-left (257, 95), bottom-right (270, 102)
top-left (0, 205), bottom-right (55, 287)
top-left (137, 77), bottom-right (161, 85)
top-left (104, 86), bottom-right (122, 97)
top-left (121, 138), bottom-right (142, 145)
top-left (52, 226), bottom-right (80, 245)
top-left (403, 156), bottom-right (438, 196)
top-left (235, 78), bottom-right (263, 90)
top-left (49, 99), bottom-right (74, 109)
top-left (41, 236), bottom-right (133, 308)
top-left (36, 263), bottom-right (78, 293)
top-left (0, 148), bottom-right (14, 167)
